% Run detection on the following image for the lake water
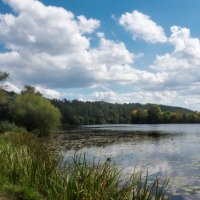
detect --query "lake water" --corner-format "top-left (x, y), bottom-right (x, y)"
top-left (61, 124), bottom-right (200, 200)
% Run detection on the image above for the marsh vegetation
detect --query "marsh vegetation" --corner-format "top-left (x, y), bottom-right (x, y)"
top-left (0, 131), bottom-right (170, 200)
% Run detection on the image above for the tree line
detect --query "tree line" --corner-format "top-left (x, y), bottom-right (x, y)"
top-left (131, 106), bottom-right (200, 124)
top-left (50, 98), bottom-right (200, 125)
top-left (1, 71), bottom-right (200, 128)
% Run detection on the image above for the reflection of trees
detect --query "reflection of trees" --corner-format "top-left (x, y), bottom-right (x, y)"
top-left (51, 129), bottom-right (179, 150)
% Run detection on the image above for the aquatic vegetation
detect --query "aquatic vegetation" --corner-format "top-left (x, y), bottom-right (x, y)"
top-left (0, 131), bottom-right (170, 200)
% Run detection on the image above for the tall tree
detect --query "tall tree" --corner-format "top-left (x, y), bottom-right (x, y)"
top-left (0, 72), bottom-right (9, 82)
top-left (131, 109), bottom-right (147, 124)
top-left (0, 72), bottom-right (10, 121)
top-left (10, 93), bottom-right (61, 134)
top-left (21, 85), bottom-right (42, 96)
top-left (147, 105), bottom-right (162, 124)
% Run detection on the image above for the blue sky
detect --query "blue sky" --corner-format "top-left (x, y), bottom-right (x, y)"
top-left (1, 0), bottom-right (200, 110)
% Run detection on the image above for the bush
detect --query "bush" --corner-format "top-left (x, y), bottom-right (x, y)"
top-left (10, 94), bottom-right (61, 135)
top-left (0, 121), bottom-right (25, 133)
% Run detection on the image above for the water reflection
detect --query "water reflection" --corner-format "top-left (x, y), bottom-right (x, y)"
top-left (54, 124), bottom-right (200, 200)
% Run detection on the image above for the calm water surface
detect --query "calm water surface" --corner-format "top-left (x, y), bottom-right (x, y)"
top-left (63, 124), bottom-right (200, 200)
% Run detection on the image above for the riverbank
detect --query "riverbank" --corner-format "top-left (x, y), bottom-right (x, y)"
top-left (0, 130), bottom-right (170, 200)
top-left (51, 124), bottom-right (200, 199)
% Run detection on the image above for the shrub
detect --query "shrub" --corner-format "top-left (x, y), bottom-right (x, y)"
top-left (0, 121), bottom-right (19, 133)
top-left (10, 94), bottom-right (61, 135)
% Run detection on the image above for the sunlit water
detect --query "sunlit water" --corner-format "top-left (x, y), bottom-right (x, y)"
top-left (63, 124), bottom-right (200, 200)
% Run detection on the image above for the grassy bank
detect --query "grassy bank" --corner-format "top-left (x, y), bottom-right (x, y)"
top-left (0, 131), bottom-right (170, 200)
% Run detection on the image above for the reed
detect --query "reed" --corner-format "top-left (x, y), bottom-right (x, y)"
top-left (0, 131), bottom-right (170, 200)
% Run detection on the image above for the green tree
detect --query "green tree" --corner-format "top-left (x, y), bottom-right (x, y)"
top-left (131, 109), bottom-right (147, 124)
top-left (0, 72), bottom-right (9, 82)
top-left (10, 93), bottom-right (61, 134)
top-left (0, 71), bottom-right (9, 96)
top-left (147, 105), bottom-right (162, 124)
top-left (21, 85), bottom-right (42, 96)
top-left (0, 72), bottom-right (10, 121)
top-left (162, 112), bottom-right (171, 123)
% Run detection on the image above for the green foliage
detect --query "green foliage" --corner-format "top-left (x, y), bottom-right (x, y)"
top-left (131, 109), bottom-right (148, 123)
top-left (0, 91), bottom-right (9, 120)
top-left (131, 107), bottom-right (200, 124)
top-left (10, 94), bottom-right (61, 134)
top-left (51, 99), bottom-right (195, 125)
top-left (0, 72), bottom-right (13, 122)
top-left (0, 131), bottom-right (170, 200)
top-left (147, 105), bottom-right (162, 124)
top-left (1, 82), bottom-right (198, 126)
top-left (1, 184), bottom-right (44, 200)
top-left (0, 91), bottom-right (16, 122)
top-left (21, 85), bottom-right (42, 96)
top-left (0, 72), bottom-right (9, 102)
top-left (0, 121), bottom-right (21, 133)
top-left (0, 72), bottom-right (9, 82)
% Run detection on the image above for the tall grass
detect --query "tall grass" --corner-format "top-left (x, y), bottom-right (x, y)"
top-left (0, 131), bottom-right (170, 200)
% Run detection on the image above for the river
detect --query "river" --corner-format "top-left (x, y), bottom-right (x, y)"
top-left (55, 124), bottom-right (200, 200)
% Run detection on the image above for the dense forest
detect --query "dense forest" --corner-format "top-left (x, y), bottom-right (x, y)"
top-left (1, 87), bottom-right (200, 126)
top-left (50, 98), bottom-right (200, 125)
top-left (1, 76), bottom-right (200, 127)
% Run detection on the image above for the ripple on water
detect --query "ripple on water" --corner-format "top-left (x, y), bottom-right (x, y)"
top-left (58, 124), bottom-right (200, 199)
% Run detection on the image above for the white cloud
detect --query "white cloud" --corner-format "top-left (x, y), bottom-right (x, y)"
top-left (1, 0), bottom-right (162, 91)
top-left (78, 15), bottom-right (100, 34)
top-left (153, 26), bottom-right (200, 71)
top-left (0, 0), bottom-right (144, 89)
top-left (2, 82), bottom-right (21, 93)
top-left (1, 0), bottom-right (200, 110)
top-left (143, 25), bottom-right (200, 110)
top-left (35, 86), bottom-right (61, 99)
top-left (119, 10), bottom-right (167, 43)
top-left (0, 0), bottom-right (90, 55)
top-left (78, 88), bottom-right (174, 104)
top-left (152, 26), bottom-right (200, 89)
top-left (1, 81), bottom-right (61, 99)
top-left (93, 33), bottom-right (134, 65)
top-left (0, 0), bottom-right (171, 107)
top-left (78, 88), bottom-right (200, 110)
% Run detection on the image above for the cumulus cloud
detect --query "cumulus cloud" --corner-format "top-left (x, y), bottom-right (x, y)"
top-left (1, 0), bottom-right (164, 92)
top-left (0, 0), bottom-right (90, 55)
top-left (119, 10), bottom-right (167, 43)
top-left (2, 82), bottom-right (21, 93)
top-left (93, 33), bottom-right (134, 65)
top-left (153, 26), bottom-right (200, 71)
top-left (152, 26), bottom-right (200, 89)
top-left (0, 0), bottom-right (99, 90)
top-left (1, 81), bottom-right (61, 99)
top-left (142, 25), bottom-right (200, 109)
top-left (78, 88), bottom-right (200, 110)
top-left (78, 15), bottom-right (100, 34)
top-left (1, 0), bottom-right (200, 110)
top-left (89, 90), bottom-right (177, 105)
top-left (35, 86), bottom-right (61, 99)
